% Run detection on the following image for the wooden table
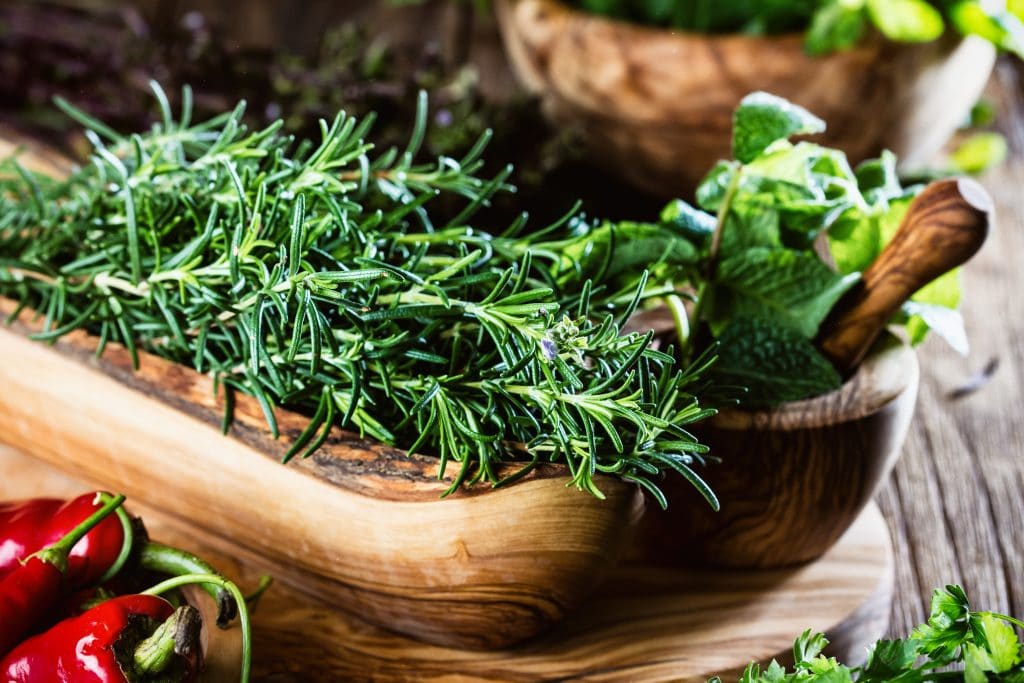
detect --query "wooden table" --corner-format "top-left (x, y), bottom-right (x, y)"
top-left (877, 59), bottom-right (1024, 635)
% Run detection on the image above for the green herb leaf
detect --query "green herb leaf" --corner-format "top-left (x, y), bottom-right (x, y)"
top-left (709, 317), bottom-right (842, 407)
top-left (715, 585), bottom-right (1024, 682)
top-left (659, 199), bottom-right (717, 245)
top-left (711, 247), bottom-right (860, 338)
top-left (732, 92), bottom-right (826, 164)
top-left (867, 0), bottom-right (945, 42)
top-left (805, 1), bottom-right (868, 55)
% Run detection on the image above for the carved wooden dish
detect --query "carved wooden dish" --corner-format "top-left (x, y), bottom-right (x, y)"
top-left (0, 296), bottom-right (643, 650)
top-left (633, 336), bottom-right (919, 569)
top-left (494, 0), bottom-right (996, 196)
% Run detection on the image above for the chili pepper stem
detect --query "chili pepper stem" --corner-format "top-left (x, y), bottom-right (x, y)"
top-left (96, 492), bottom-right (135, 584)
top-left (143, 573), bottom-right (252, 683)
top-left (139, 542), bottom-right (238, 626)
top-left (31, 494), bottom-right (126, 573)
top-left (133, 604), bottom-right (202, 676)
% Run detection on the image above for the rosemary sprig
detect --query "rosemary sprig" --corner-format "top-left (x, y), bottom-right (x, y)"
top-left (0, 83), bottom-right (717, 506)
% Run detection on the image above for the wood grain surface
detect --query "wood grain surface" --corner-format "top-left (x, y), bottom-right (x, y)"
top-left (0, 130), bottom-right (649, 651)
top-left (634, 338), bottom-right (918, 569)
top-left (0, 295), bottom-right (644, 651)
top-left (877, 60), bottom-right (1024, 636)
top-left (0, 445), bottom-right (893, 682)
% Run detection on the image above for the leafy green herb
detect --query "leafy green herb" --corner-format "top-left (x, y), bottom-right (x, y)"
top-left (732, 92), bottom-right (826, 164)
top-left (0, 83), bottom-right (717, 505)
top-left (710, 585), bottom-right (1024, 682)
top-left (620, 92), bottom-right (966, 407)
top-left (566, 0), bottom-right (1024, 57)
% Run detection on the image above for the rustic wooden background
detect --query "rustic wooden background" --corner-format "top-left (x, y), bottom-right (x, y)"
top-left (878, 60), bottom-right (1024, 635)
top-left (5, 0), bottom-right (1024, 644)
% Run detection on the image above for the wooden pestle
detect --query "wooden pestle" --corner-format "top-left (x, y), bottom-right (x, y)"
top-left (818, 177), bottom-right (992, 375)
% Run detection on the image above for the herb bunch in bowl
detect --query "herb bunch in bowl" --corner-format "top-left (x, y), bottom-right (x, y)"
top-left (618, 92), bottom-right (975, 407)
top-left (0, 84), bottom-right (717, 507)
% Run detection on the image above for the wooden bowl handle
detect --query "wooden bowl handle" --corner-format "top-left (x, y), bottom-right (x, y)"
top-left (818, 177), bottom-right (992, 374)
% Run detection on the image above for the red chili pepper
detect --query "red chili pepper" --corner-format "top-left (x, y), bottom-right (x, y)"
top-left (0, 494), bottom-right (132, 587)
top-left (0, 594), bottom-right (200, 683)
top-left (0, 494), bottom-right (125, 656)
top-left (0, 495), bottom-right (236, 624)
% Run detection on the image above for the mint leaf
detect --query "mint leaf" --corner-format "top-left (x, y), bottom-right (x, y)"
top-left (720, 206), bottom-right (781, 257)
top-left (660, 199), bottom-right (716, 244)
top-left (903, 301), bottom-right (968, 353)
top-left (697, 161), bottom-right (739, 211)
top-left (732, 92), bottom-right (826, 164)
top-left (867, 0), bottom-right (945, 42)
top-left (855, 150), bottom-right (903, 203)
top-left (710, 317), bottom-right (842, 407)
top-left (828, 208), bottom-right (882, 274)
top-left (712, 247), bottom-right (860, 338)
top-left (553, 220), bottom-right (700, 286)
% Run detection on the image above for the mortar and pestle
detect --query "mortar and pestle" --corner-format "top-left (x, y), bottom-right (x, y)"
top-left (633, 177), bottom-right (993, 568)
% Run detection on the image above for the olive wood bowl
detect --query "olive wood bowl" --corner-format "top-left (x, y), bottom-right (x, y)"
top-left (0, 296), bottom-right (643, 650)
top-left (0, 130), bottom-right (649, 650)
top-left (632, 335), bottom-right (918, 569)
top-left (494, 0), bottom-right (996, 196)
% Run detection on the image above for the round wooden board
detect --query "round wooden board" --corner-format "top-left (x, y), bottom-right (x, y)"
top-left (0, 444), bottom-right (893, 682)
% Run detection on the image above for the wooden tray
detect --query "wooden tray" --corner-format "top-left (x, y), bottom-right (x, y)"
top-left (0, 131), bottom-right (642, 650)
top-left (1, 444), bottom-right (893, 682)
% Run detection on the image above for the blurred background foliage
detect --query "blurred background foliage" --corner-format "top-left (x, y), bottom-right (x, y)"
top-left (0, 0), bottom-right (652, 224)
top-left (0, 0), bottom-right (1009, 222)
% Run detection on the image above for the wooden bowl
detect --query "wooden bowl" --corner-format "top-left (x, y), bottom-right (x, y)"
top-left (632, 336), bottom-right (918, 568)
top-left (494, 0), bottom-right (996, 196)
top-left (0, 297), bottom-right (644, 650)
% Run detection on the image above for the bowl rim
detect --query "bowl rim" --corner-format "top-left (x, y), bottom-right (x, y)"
top-left (497, 0), bottom-right (885, 53)
top-left (710, 334), bottom-right (920, 432)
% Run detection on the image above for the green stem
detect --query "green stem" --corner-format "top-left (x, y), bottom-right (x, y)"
top-left (244, 575), bottom-right (274, 610)
top-left (96, 492), bottom-right (135, 585)
top-left (33, 493), bottom-right (126, 573)
top-left (665, 294), bottom-right (690, 350)
top-left (139, 542), bottom-right (238, 627)
top-left (684, 163), bottom-right (742, 362)
top-left (143, 573), bottom-right (252, 683)
top-left (133, 605), bottom-right (202, 676)
top-left (989, 611), bottom-right (1024, 630)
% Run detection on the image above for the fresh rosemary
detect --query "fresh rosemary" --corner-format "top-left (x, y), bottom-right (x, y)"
top-left (0, 84), bottom-right (717, 507)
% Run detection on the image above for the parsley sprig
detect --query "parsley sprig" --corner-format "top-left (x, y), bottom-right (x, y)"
top-left (0, 83), bottom-right (717, 505)
top-left (714, 585), bottom-right (1024, 682)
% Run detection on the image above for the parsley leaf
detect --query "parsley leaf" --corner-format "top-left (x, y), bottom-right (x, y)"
top-left (714, 585), bottom-right (1024, 683)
